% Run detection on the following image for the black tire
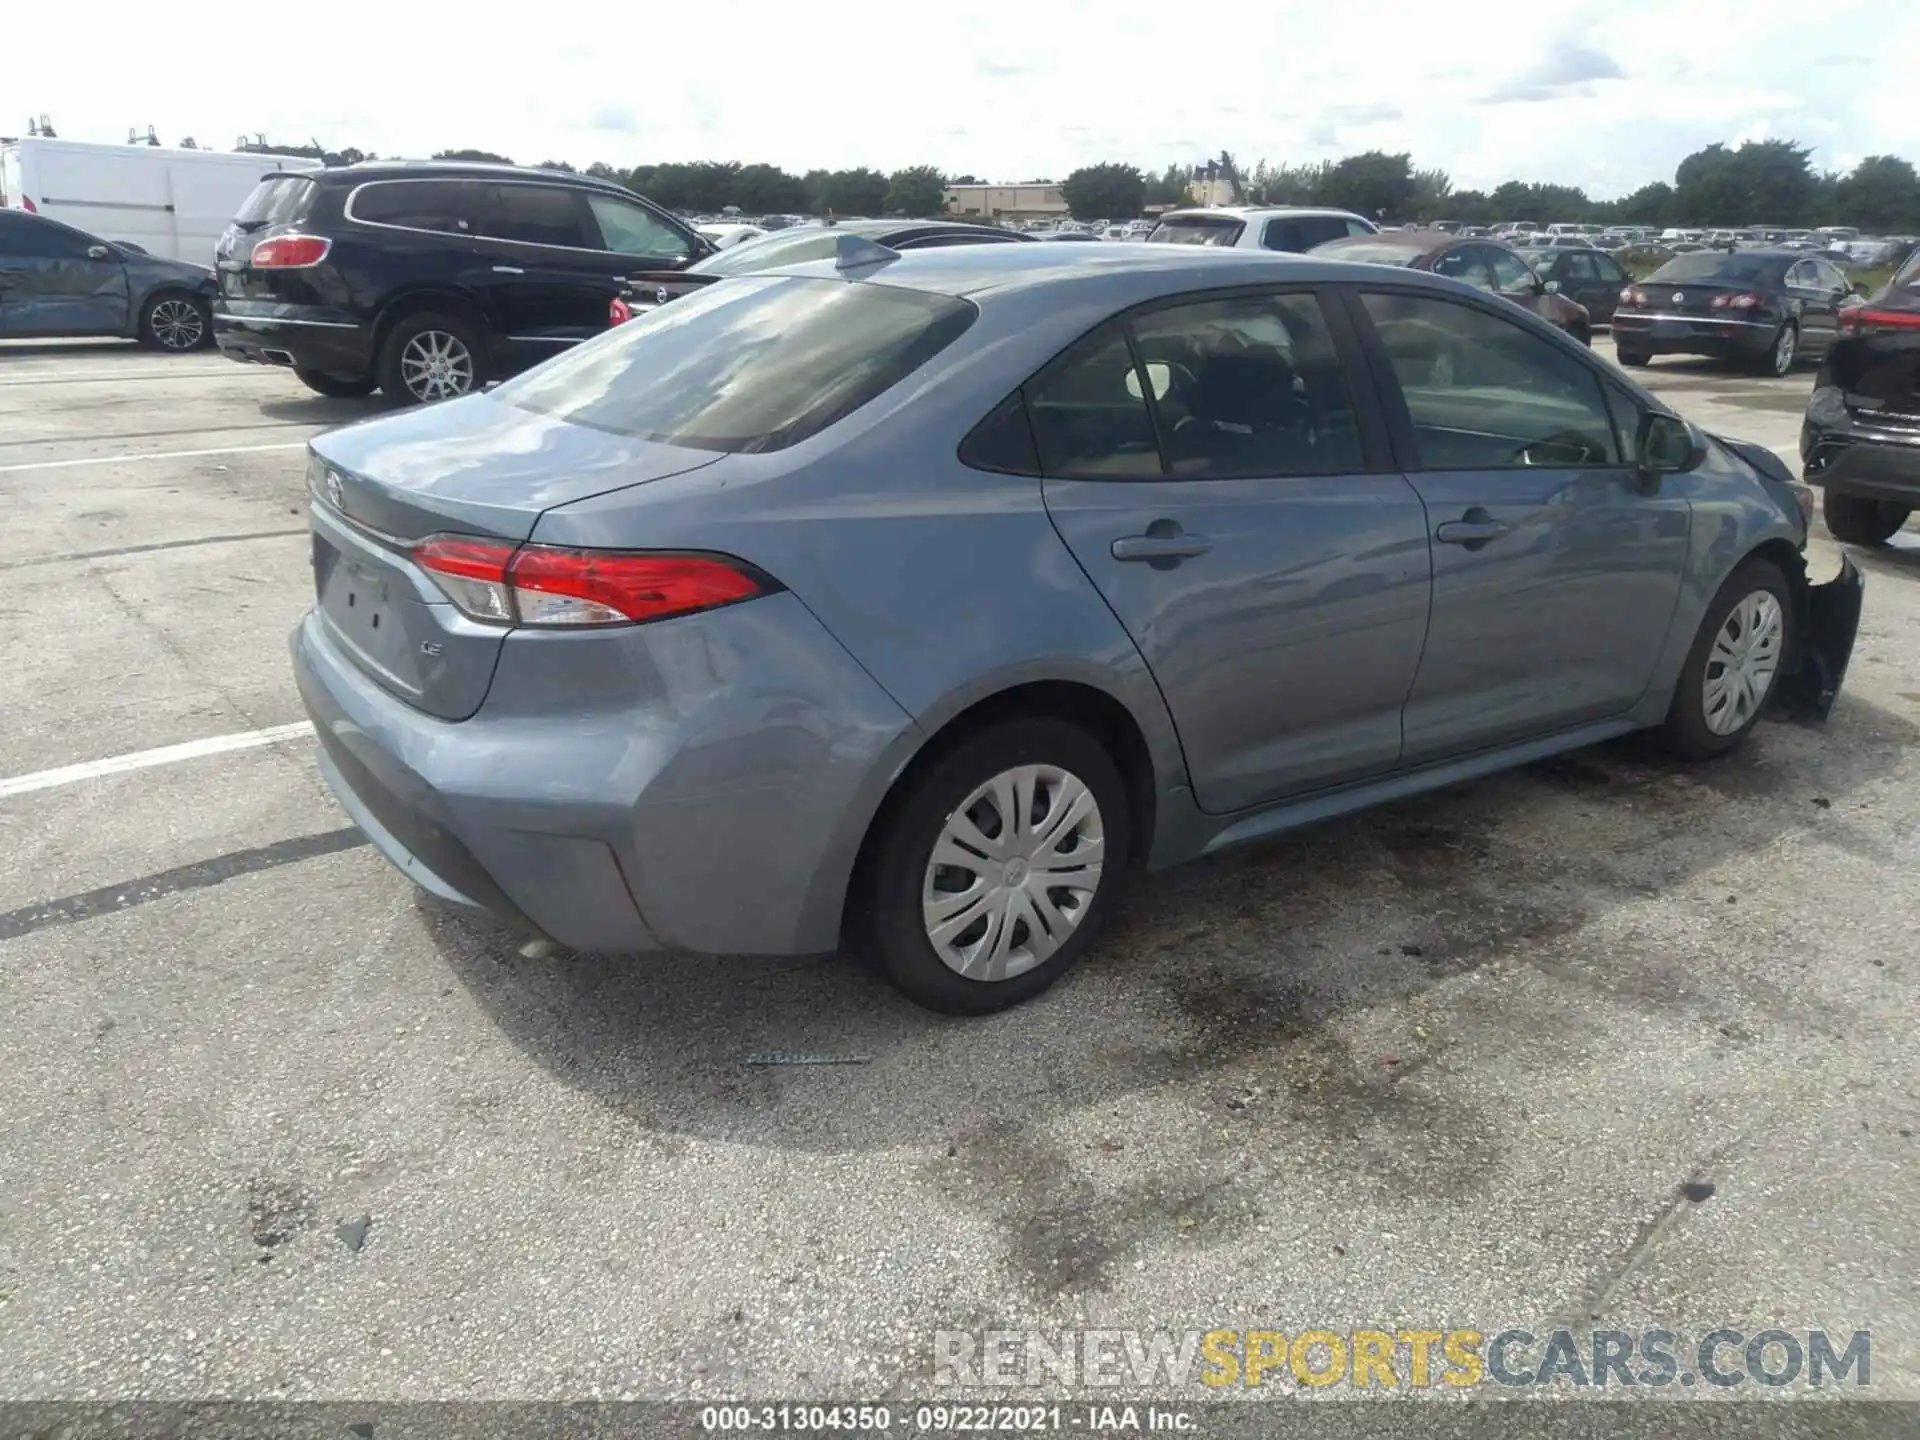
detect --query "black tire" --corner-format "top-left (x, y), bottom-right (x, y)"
top-left (858, 718), bottom-right (1130, 1015)
top-left (293, 367), bottom-right (377, 398)
top-left (1753, 321), bottom-right (1797, 377)
top-left (376, 310), bottom-right (488, 406)
top-left (138, 291), bottom-right (211, 352)
top-left (1616, 345), bottom-right (1650, 367)
top-left (1569, 324), bottom-right (1591, 347)
top-left (1821, 489), bottom-right (1910, 546)
top-left (1657, 557), bottom-right (1795, 760)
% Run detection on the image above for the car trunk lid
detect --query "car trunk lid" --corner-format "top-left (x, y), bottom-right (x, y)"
top-left (306, 394), bottom-right (723, 719)
top-left (1837, 287), bottom-right (1920, 425)
top-left (216, 174), bottom-right (320, 301)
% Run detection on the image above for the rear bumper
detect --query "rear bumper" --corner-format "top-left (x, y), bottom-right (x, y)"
top-left (214, 303), bottom-right (373, 377)
top-left (1612, 312), bottom-right (1778, 359)
top-left (290, 592), bottom-right (916, 958)
top-left (1801, 398), bottom-right (1920, 503)
top-left (1781, 555), bottom-right (1865, 721)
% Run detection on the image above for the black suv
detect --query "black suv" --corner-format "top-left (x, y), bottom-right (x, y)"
top-left (211, 162), bottom-right (708, 403)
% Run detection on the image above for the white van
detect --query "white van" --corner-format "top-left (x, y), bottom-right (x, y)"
top-left (0, 138), bottom-right (320, 265)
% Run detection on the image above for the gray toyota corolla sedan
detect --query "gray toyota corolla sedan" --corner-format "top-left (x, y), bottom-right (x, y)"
top-left (292, 241), bottom-right (1863, 1014)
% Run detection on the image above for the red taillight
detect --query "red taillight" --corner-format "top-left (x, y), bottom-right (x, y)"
top-left (1710, 291), bottom-right (1761, 310)
top-left (250, 234), bottom-right (332, 269)
top-left (21, 196), bottom-right (36, 213)
top-left (1841, 306), bottom-right (1920, 336)
top-left (609, 295), bottom-right (633, 326)
top-left (1621, 286), bottom-right (1646, 306)
top-left (412, 537), bottom-right (769, 628)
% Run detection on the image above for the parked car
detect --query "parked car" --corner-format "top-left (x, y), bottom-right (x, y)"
top-left (1613, 249), bottom-right (1857, 375)
top-left (0, 207), bottom-right (216, 350)
top-left (1310, 232), bottom-right (1594, 342)
top-left (1801, 246), bottom-right (1920, 544)
top-left (291, 243), bottom-right (1860, 1014)
top-left (1517, 245), bottom-right (1633, 324)
top-left (608, 218), bottom-right (1030, 322)
top-left (1146, 206), bottom-right (1378, 253)
top-left (696, 223), bottom-right (766, 251)
top-left (212, 161), bottom-right (709, 403)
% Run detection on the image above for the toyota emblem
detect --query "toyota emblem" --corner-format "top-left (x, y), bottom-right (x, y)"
top-left (1672, 291), bottom-right (1686, 305)
top-left (325, 469), bottom-right (344, 509)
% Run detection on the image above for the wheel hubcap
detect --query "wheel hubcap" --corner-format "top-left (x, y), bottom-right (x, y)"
top-left (400, 330), bottom-right (474, 400)
top-left (922, 764), bottom-right (1105, 982)
top-left (151, 299), bottom-right (203, 351)
top-left (1703, 590), bottom-right (1784, 735)
top-left (1773, 327), bottom-right (1795, 374)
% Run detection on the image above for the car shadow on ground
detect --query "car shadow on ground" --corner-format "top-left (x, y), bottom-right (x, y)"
top-left (425, 694), bottom-right (1917, 1180)
top-left (254, 394), bottom-right (398, 426)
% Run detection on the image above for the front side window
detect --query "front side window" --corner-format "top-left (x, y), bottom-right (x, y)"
top-left (584, 194), bottom-right (691, 261)
top-left (1488, 249), bottom-right (1538, 296)
top-left (1594, 254), bottom-right (1627, 284)
top-left (1563, 252), bottom-right (1599, 281)
top-left (1022, 322), bottom-right (1162, 478)
top-left (10, 215), bottom-right (96, 259)
top-left (498, 276), bottom-right (975, 453)
top-left (1359, 291), bottom-right (1621, 470)
top-left (350, 181), bottom-right (476, 233)
top-left (1129, 292), bottom-right (1362, 478)
top-left (1432, 246), bottom-right (1496, 291)
top-left (480, 184), bottom-right (590, 248)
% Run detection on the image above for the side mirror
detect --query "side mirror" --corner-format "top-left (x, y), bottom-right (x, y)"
top-left (87, 244), bottom-right (112, 260)
top-left (1636, 411), bottom-right (1705, 487)
top-left (1543, 279), bottom-right (1561, 294)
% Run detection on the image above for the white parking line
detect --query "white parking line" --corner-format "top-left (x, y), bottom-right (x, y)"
top-left (0, 722), bottom-right (315, 799)
top-left (0, 441), bottom-right (308, 475)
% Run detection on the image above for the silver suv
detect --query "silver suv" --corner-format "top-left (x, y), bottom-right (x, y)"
top-left (1146, 206), bottom-right (1377, 252)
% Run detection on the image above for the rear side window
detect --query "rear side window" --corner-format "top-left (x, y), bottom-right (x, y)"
top-left (481, 184), bottom-right (590, 248)
top-left (350, 180), bottom-right (477, 234)
top-left (497, 276), bottom-right (976, 453)
top-left (1262, 216), bottom-right (1358, 252)
top-left (233, 176), bottom-right (316, 230)
top-left (1023, 322), bottom-right (1162, 478)
top-left (1147, 216), bottom-right (1244, 247)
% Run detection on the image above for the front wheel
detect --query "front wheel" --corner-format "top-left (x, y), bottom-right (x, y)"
top-left (1616, 345), bottom-right (1650, 367)
top-left (139, 292), bottom-right (210, 352)
top-left (293, 367), bottom-right (377, 398)
top-left (858, 718), bottom-right (1130, 1014)
top-left (1822, 489), bottom-right (1911, 546)
top-left (377, 311), bottom-right (487, 405)
top-left (1657, 557), bottom-right (1793, 760)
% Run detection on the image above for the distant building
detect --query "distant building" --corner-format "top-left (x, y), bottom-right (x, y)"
top-left (943, 182), bottom-right (1068, 220)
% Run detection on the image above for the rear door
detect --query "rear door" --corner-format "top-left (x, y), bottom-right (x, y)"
top-left (1348, 286), bottom-right (1690, 763)
top-left (1035, 288), bottom-right (1432, 813)
top-left (1801, 259), bottom-right (1853, 354)
top-left (0, 210), bottom-right (127, 336)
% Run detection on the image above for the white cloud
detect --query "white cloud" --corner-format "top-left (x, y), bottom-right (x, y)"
top-left (9, 0), bottom-right (1917, 199)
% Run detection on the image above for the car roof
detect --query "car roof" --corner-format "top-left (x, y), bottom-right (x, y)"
top-left (1317, 231), bottom-right (1469, 255)
top-left (1156, 206), bottom-right (1368, 222)
top-left (318, 160), bottom-right (633, 194)
top-left (767, 240), bottom-right (1460, 306)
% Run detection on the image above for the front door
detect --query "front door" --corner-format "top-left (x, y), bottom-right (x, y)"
top-left (1349, 287), bottom-right (1691, 764)
top-left (0, 211), bottom-right (127, 336)
top-left (473, 182), bottom-right (628, 356)
top-left (1035, 290), bottom-right (1432, 815)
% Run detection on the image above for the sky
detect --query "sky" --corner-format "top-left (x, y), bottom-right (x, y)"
top-left (13, 0), bottom-right (1918, 200)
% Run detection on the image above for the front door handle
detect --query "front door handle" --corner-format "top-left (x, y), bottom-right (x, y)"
top-left (1112, 532), bottom-right (1212, 563)
top-left (1435, 511), bottom-right (1510, 548)
top-left (492, 265), bottom-right (525, 275)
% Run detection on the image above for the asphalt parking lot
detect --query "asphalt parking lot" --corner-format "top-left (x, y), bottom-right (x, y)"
top-left (0, 335), bottom-right (1915, 1404)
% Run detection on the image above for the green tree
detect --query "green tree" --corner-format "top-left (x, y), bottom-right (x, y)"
top-left (1612, 181), bottom-right (1675, 226)
top-left (536, 158), bottom-right (577, 172)
top-left (1488, 179), bottom-right (1592, 222)
top-left (949, 173), bottom-right (983, 185)
top-left (1410, 165), bottom-right (1454, 222)
top-left (1316, 151), bottom-right (1417, 222)
top-left (884, 166), bottom-right (949, 216)
top-left (815, 168), bottom-right (888, 217)
top-left (1144, 163), bottom-right (1194, 208)
top-left (1834, 155), bottom-right (1920, 232)
top-left (433, 148), bottom-right (514, 165)
top-left (734, 164), bottom-right (809, 214)
top-left (1060, 163), bottom-right (1146, 220)
top-left (1674, 139), bottom-right (1815, 225)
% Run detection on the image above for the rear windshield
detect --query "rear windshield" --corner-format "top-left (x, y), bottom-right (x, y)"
top-left (1319, 241), bottom-right (1426, 266)
top-left (1146, 216), bottom-right (1245, 247)
top-left (497, 276), bottom-right (976, 453)
top-left (692, 227), bottom-right (851, 276)
top-left (233, 176), bottom-right (316, 231)
top-left (1648, 252), bottom-right (1784, 283)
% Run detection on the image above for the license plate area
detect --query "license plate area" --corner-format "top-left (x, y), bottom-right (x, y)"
top-left (314, 532), bottom-right (412, 683)
top-left (1650, 318), bottom-right (1688, 339)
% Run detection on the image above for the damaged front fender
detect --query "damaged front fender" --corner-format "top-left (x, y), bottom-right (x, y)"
top-left (1780, 555), bottom-right (1864, 720)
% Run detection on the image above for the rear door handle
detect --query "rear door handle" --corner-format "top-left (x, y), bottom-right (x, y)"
top-left (1111, 533), bottom-right (1212, 562)
top-left (492, 265), bottom-right (524, 275)
top-left (1435, 513), bottom-right (1510, 547)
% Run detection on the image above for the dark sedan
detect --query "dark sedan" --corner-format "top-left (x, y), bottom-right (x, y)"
top-left (610, 219), bottom-right (1030, 322)
top-left (0, 208), bottom-right (215, 350)
top-left (1518, 245), bottom-right (1632, 325)
top-left (1310, 233), bottom-right (1594, 342)
top-left (1613, 250), bottom-right (1857, 375)
top-left (1801, 247), bottom-right (1920, 544)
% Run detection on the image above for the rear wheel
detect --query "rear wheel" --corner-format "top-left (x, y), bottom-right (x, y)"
top-left (1616, 345), bottom-right (1650, 367)
top-left (1822, 489), bottom-right (1911, 545)
top-left (139, 292), bottom-right (210, 352)
top-left (293, 367), bottom-right (377, 398)
top-left (1754, 321), bottom-right (1797, 377)
top-left (858, 718), bottom-right (1129, 1014)
top-left (1657, 557), bottom-right (1793, 759)
top-left (377, 311), bottom-right (487, 405)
